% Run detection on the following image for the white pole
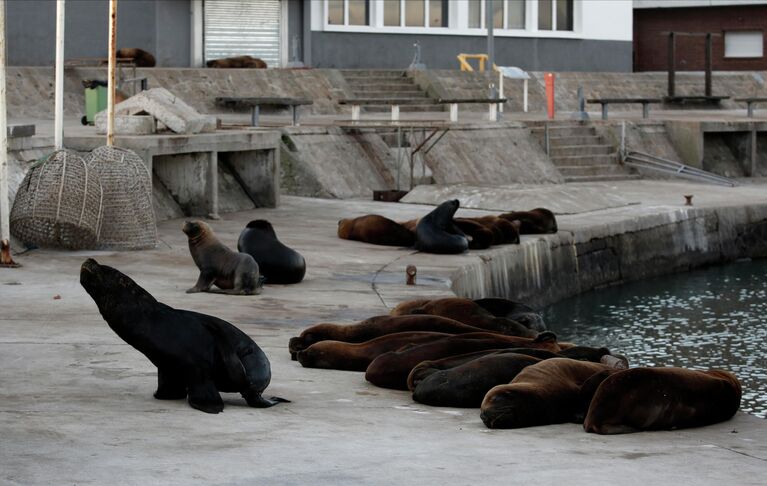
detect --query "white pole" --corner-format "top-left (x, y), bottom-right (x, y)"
top-left (54, 0), bottom-right (65, 150)
top-left (0, 0), bottom-right (9, 242)
top-left (523, 78), bottom-right (528, 113)
top-left (106, 0), bottom-right (117, 146)
top-left (498, 70), bottom-right (504, 113)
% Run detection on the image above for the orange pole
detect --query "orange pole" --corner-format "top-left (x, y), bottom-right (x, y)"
top-left (545, 72), bottom-right (555, 119)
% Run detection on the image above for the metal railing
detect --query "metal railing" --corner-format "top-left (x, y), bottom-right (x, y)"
top-left (623, 150), bottom-right (737, 187)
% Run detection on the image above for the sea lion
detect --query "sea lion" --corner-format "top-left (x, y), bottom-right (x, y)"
top-left (390, 299), bottom-right (432, 316)
top-left (237, 220), bottom-right (306, 285)
top-left (297, 331), bottom-right (451, 371)
top-left (453, 218), bottom-right (494, 249)
top-left (414, 200), bottom-right (468, 254)
top-left (474, 297), bottom-right (546, 332)
top-left (480, 358), bottom-right (612, 429)
top-left (583, 367), bottom-right (742, 435)
top-left (464, 216), bottom-right (521, 245)
top-left (399, 219), bottom-right (419, 232)
top-left (115, 48), bottom-right (156, 67)
top-left (337, 215), bottom-right (415, 247)
top-left (499, 208), bottom-right (558, 234)
top-left (364, 331), bottom-right (561, 390)
top-left (206, 55), bottom-right (267, 68)
top-left (183, 221), bottom-right (263, 295)
top-left (406, 297), bottom-right (537, 337)
top-left (288, 314), bottom-right (485, 359)
top-left (79, 259), bottom-right (288, 413)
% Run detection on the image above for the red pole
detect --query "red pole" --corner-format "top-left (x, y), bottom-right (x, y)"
top-left (545, 72), bottom-right (555, 119)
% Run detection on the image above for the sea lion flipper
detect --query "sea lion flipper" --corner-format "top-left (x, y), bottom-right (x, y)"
top-left (187, 379), bottom-right (224, 414)
top-left (242, 390), bottom-right (291, 408)
top-left (187, 271), bottom-right (216, 293)
top-left (154, 368), bottom-right (187, 400)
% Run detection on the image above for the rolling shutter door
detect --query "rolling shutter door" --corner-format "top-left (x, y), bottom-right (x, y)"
top-left (204, 0), bottom-right (282, 67)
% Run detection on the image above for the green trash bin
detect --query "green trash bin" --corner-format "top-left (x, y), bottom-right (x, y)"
top-left (81, 80), bottom-right (108, 126)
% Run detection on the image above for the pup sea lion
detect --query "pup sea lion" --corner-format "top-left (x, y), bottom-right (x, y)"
top-left (365, 331), bottom-right (561, 390)
top-left (499, 208), bottom-right (558, 234)
top-left (474, 297), bottom-right (546, 332)
top-left (453, 218), bottom-right (494, 249)
top-left (183, 221), bottom-right (263, 295)
top-left (288, 314), bottom-right (484, 359)
top-left (297, 331), bottom-right (451, 371)
top-left (480, 358), bottom-right (612, 429)
top-left (115, 48), bottom-right (156, 67)
top-left (407, 297), bottom-right (537, 337)
top-left (415, 200), bottom-right (468, 254)
top-left (584, 367), bottom-right (742, 435)
top-left (206, 55), bottom-right (267, 68)
top-left (338, 215), bottom-right (415, 247)
top-left (79, 259), bottom-right (288, 413)
top-left (237, 220), bottom-right (306, 285)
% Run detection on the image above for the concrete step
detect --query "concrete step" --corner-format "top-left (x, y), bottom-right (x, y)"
top-left (364, 103), bottom-right (445, 113)
top-left (359, 98), bottom-right (439, 106)
top-left (529, 125), bottom-right (596, 137)
top-left (547, 135), bottom-right (604, 146)
top-left (350, 91), bottom-right (430, 99)
top-left (556, 164), bottom-right (632, 177)
top-left (348, 84), bottom-right (423, 92)
top-left (564, 173), bottom-right (642, 183)
top-left (549, 144), bottom-right (615, 157)
top-left (341, 70), bottom-right (407, 78)
top-left (550, 154), bottom-right (619, 166)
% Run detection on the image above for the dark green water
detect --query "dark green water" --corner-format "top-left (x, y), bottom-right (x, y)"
top-left (543, 259), bottom-right (767, 418)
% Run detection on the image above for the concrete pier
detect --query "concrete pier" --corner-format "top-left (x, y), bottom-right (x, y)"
top-left (1, 180), bottom-right (766, 485)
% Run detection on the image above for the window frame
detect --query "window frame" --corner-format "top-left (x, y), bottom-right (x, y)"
top-left (468, 1), bottom-right (529, 31)
top-left (537, 0), bottom-right (574, 32)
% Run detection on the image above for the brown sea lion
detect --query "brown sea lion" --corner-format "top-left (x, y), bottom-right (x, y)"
top-left (464, 216), bottom-right (521, 244)
top-left (206, 55), bottom-right (267, 68)
top-left (499, 208), bottom-right (557, 234)
top-left (338, 215), bottom-right (415, 247)
top-left (364, 331), bottom-right (561, 390)
top-left (399, 219), bottom-right (419, 232)
top-left (474, 297), bottom-right (546, 332)
top-left (453, 218), bottom-right (494, 249)
top-left (116, 48), bottom-right (156, 67)
top-left (390, 299), bottom-right (432, 316)
top-left (405, 297), bottom-right (537, 337)
top-left (583, 367), bottom-right (742, 435)
top-left (288, 314), bottom-right (485, 359)
top-left (296, 331), bottom-right (451, 371)
top-left (182, 221), bottom-right (263, 295)
top-left (480, 358), bottom-right (613, 429)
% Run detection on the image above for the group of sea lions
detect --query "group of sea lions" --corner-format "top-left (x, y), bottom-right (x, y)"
top-left (291, 296), bottom-right (742, 434)
top-left (338, 200), bottom-right (557, 254)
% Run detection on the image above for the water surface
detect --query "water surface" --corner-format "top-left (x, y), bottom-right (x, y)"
top-left (543, 259), bottom-right (767, 418)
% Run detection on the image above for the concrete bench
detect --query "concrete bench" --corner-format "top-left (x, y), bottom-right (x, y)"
top-left (215, 97), bottom-right (313, 127)
top-left (735, 97), bottom-right (767, 118)
top-left (436, 98), bottom-right (508, 122)
top-left (338, 98), bottom-right (426, 122)
top-left (586, 98), bottom-right (662, 120)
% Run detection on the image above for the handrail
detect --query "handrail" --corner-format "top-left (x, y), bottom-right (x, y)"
top-left (456, 53), bottom-right (499, 72)
top-left (623, 150), bottom-right (737, 187)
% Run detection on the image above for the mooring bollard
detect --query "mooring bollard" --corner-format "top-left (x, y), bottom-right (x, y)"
top-left (406, 265), bottom-right (417, 285)
top-left (684, 195), bottom-right (693, 206)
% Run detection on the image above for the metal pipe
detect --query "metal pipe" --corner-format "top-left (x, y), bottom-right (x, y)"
top-left (0, 0), bottom-right (9, 241)
top-left (107, 0), bottom-right (117, 146)
top-left (486, 0), bottom-right (494, 69)
top-left (667, 32), bottom-right (675, 98)
top-left (54, 0), bottom-right (65, 150)
top-left (705, 33), bottom-right (712, 97)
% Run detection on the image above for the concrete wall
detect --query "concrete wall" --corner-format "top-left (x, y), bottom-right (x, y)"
top-left (310, 32), bottom-right (632, 71)
top-left (7, 0), bottom-right (191, 67)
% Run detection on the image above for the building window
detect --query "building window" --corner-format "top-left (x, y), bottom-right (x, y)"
top-left (429, 0), bottom-right (448, 27)
top-left (724, 31), bottom-right (764, 58)
top-left (384, 0), bottom-right (400, 26)
top-left (381, 0), bottom-right (447, 27)
top-left (539, 0), bottom-right (572, 31)
top-left (405, 0), bottom-right (425, 26)
top-left (327, 0), bottom-right (370, 26)
top-left (469, 1), bottom-right (527, 30)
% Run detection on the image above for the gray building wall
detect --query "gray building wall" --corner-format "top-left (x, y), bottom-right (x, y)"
top-left (7, 0), bottom-right (190, 67)
top-left (310, 32), bottom-right (632, 72)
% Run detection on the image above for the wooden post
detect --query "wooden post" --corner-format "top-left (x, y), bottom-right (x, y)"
top-left (705, 33), bottom-right (712, 97)
top-left (107, 0), bottom-right (117, 146)
top-left (54, 0), bottom-right (65, 150)
top-left (0, 0), bottom-right (9, 242)
top-left (668, 32), bottom-right (676, 98)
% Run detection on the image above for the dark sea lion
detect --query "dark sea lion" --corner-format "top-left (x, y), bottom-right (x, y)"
top-left (407, 297), bottom-right (537, 337)
top-left (206, 55), bottom-right (267, 68)
top-left (237, 219), bottom-right (306, 285)
top-left (288, 314), bottom-right (485, 359)
top-left (337, 215), bottom-right (415, 247)
top-left (296, 331), bottom-right (451, 371)
top-left (453, 218), bottom-right (494, 249)
top-left (115, 48), bottom-right (156, 67)
top-left (390, 299), bottom-right (432, 316)
top-left (584, 367), bottom-right (742, 435)
top-left (466, 216), bottom-right (521, 244)
top-left (480, 358), bottom-right (612, 429)
top-left (364, 331), bottom-right (561, 390)
top-left (183, 221), bottom-right (263, 295)
top-left (79, 259), bottom-right (287, 413)
top-left (474, 297), bottom-right (546, 332)
top-left (499, 208), bottom-right (558, 234)
top-left (415, 200), bottom-right (468, 254)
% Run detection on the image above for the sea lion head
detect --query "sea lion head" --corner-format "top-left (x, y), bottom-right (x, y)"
top-left (246, 219), bottom-right (276, 236)
top-left (182, 220), bottom-right (209, 242)
top-left (480, 385), bottom-right (538, 429)
top-left (80, 258), bottom-right (155, 315)
top-left (296, 345), bottom-right (333, 369)
top-left (337, 218), bottom-right (352, 239)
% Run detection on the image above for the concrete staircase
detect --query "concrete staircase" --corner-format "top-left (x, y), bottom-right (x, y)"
top-left (530, 123), bottom-right (640, 183)
top-left (341, 70), bottom-right (442, 113)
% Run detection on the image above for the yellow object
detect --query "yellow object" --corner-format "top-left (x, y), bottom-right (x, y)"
top-left (456, 53), bottom-right (499, 72)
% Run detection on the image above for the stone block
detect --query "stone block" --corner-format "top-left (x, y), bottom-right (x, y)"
top-left (95, 114), bottom-right (156, 135)
top-left (7, 124), bottom-right (35, 138)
